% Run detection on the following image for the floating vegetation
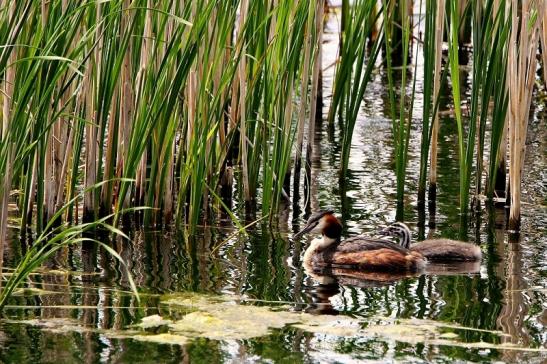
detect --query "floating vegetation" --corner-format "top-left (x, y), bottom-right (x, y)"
top-left (135, 314), bottom-right (173, 330)
top-left (5, 292), bottom-right (546, 354)
top-left (11, 288), bottom-right (60, 297)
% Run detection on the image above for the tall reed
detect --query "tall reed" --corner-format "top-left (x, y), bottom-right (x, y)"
top-left (328, 0), bottom-right (383, 180)
top-left (427, 0), bottom-right (446, 201)
top-left (383, 0), bottom-right (415, 206)
top-left (0, 0), bottom-right (325, 243)
top-left (446, 0), bottom-right (468, 214)
top-left (507, 0), bottom-right (542, 229)
top-left (468, 0), bottom-right (510, 209)
top-left (1, 0), bottom-right (545, 255)
top-left (418, 0), bottom-right (442, 204)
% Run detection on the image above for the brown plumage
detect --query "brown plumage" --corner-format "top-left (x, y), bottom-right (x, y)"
top-left (310, 238), bottom-right (426, 271)
top-left (332, 249), bottom-right (425, 271)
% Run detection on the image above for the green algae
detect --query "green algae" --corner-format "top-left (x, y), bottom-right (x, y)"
top-left (4, 292), bottom-right (546, 353)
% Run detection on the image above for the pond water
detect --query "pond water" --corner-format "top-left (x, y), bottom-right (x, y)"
top-left (1, 8), bottom-right (546, 364)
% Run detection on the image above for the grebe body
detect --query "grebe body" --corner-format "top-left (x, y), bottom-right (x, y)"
top-left (379, 222), bottom-right (482, 262)
top-left (295, 211), bottom-right (426, 272)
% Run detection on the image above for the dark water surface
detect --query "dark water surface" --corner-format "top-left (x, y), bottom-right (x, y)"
top-left (1, 9), bottom-right (546, 364)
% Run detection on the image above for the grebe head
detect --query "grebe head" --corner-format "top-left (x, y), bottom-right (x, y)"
top-left (378, 222), bottom-right (411, 249)
top-left (293, 210), bottom-right (342, 243)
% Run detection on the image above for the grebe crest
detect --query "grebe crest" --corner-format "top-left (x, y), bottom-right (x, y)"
top-left (378, 222), bottom-right (411, 249)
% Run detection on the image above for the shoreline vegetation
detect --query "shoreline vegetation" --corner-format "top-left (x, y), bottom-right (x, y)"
top-left (0, 0), bottom-right (545, 243)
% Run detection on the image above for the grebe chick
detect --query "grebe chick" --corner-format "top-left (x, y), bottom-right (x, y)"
top-left (379, 222), bottom-right (482, 262)
top-left (293, 211), bottom-right (426, 272)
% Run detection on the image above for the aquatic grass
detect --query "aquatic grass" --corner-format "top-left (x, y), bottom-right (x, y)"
top-left (0, 0), bottom-right (328, 240)
top-left (418, 0), bottom-right (443, 204)
top-left (446, 0), bottom-right (469, 215)
top-left (1, 0), bottom-right (545, 256)
top-left (0, 182), bottom-right (141, 312)
top-left (383, 0), bottom-right (415, 207)
top-left (467, 0), bottom-right (510, 209)
top-left (479, 3), bottom-right (510, 201)
top-left (328, 0), bottom-right (384, 181)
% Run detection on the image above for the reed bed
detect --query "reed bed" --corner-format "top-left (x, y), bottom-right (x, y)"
top-left (330, 0), bottom-right (544, 227)
top-left (0, 0), bottom-right (545, 251)
top-left (0, 0), bottom-right (322, 241)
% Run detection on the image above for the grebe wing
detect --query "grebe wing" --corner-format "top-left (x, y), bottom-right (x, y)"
top-left (329, 248), bottom-right (424, 271)
top-left (309, 235), bottom-right (426, 272)
top-left (337, 236), bottom-right (411, 254)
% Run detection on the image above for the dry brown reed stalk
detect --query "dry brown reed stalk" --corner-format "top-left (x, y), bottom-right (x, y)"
top-left (238, 0), bottom-right (250, 202)
top-left (507, 0), bottom-right (542, 229)
top-left (541, 6), bottom-right (547, 87)
top-left (0, 0), bottom-right (16, 269)
top-left (54, 2), bottom-right (74, 215)
top-left (293, 4), bottom-right (313, 198)
top-left (52, 4), bottom-right (74, 219)
top-left (428, 0), bottom-right (445, 199)
top-left (135, 0), bottom-right (154, 207)
top-left (83, 3), bottom-right (102, 219)
top-left (43, 0), bottom-right (56, 222)
top-left (116, 0), bottom-right (134, 210)
top-left (305, 0), bottom-right (324, 209)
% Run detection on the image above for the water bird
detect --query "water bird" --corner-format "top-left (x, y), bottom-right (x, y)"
top-left (378, 222), bottom-right (482, 262)
top-left (293, 211), bottom-right (426, 272)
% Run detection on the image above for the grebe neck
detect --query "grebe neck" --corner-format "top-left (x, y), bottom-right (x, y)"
top-left (303, 235), bottom-right (339, 264)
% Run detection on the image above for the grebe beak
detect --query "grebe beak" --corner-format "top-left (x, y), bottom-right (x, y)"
top-left (293, 210), bottom-right (335, 239)
top-left (293, 220), bottom-right (319, 239)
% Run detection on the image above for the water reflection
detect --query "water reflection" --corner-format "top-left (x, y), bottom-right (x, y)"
top-left (303, 281), bottom-right (340, 315)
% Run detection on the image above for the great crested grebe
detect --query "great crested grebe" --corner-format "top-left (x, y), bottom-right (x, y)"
top-left (379, 222), bottom-right (482, 262)
top-left (293, 211), bottom-right (426, 272)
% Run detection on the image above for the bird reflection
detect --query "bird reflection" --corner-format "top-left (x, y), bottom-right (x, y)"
top-left (425, 261), bottom-right (481, 275)
top-left (303, 263), bottom-right (418, 315)
top-left (305, 260), bottom-right (418, 287)
top-left (304, 280), bottom-right (340, 315)
top-left (302, 260), bottom-right (481, 315)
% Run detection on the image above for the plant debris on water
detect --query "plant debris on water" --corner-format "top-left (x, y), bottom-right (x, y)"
top-left (5, 292), bottom-right (546, 353)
